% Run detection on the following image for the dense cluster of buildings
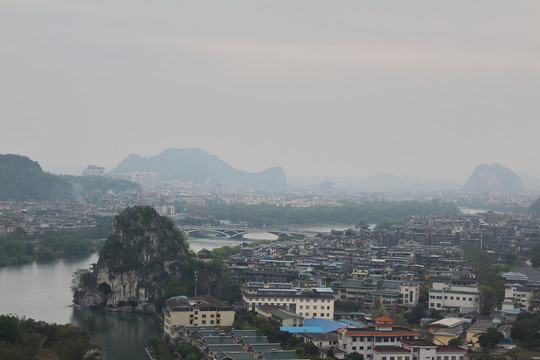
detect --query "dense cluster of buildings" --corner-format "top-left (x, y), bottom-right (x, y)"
top-left (158, 211), bottom-right (540, 359)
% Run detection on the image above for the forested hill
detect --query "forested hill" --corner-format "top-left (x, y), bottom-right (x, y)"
top-left (0, 154), bottom-right (73, 201)
top-left (0, 154), bottom-right (138, 201)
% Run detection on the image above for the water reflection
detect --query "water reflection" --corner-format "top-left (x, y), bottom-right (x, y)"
top-left (71, 308), bottom-right (159, 360)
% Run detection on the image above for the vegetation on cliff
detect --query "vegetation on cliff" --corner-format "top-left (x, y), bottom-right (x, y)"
top-left (73, 206), bottom-right (241, 310)
top-left (0, 315), bottom-right (102, 360)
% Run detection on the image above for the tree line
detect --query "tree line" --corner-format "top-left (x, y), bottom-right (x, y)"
top-left (175, 200), bottom-right (458, 227)
top-left (0, 221), bottom-right (111, 266)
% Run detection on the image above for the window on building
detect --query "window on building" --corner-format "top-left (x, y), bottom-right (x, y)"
top-left (306, 313), bottom-right (310, 316)
top-left (306, 306), bottom-right (310, 309)
top-left (202, 321), bottom-right (206, 324)
top-left (300, 305), bottom-right (303, 309)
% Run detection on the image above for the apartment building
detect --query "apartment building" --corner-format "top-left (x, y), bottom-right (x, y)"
top-left (163, 295), bottom-right (235, 336)
top-left (332, 277), bottom-right (419, 310)
top-left (428, 281), bottom-right (480, 313)
top-left (241, 282), bottom-right (335, 319)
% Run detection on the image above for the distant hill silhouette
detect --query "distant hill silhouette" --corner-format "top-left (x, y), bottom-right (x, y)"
top-left (0, 154), bottom-right (138, 201)
top-left (362, 172), bottom-right (405, 189)
top-left (461, 163), bottom-right (524, 193)
top-left (0, 154), bottom-right (74, 201)
top-left (112, 148), bottom-right (287, 191)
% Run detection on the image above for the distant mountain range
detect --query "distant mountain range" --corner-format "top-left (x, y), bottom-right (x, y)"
top-left (461, 163), bottom-right (524, 194)
top-left (0, 154), bottom-right (138, 201)
top-left (361, 172), bottom-right (406, 189)
top-left (112, 148), bottom-right (287, 191)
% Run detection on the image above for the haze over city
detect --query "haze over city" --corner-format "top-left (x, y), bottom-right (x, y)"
top-left (2, 1), bottom-right (540, 182)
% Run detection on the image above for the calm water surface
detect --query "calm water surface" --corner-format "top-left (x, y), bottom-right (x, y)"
top-left (0, 253), bottom-right (159, 360)
top-left (0, 235), bottom-right (279, 359)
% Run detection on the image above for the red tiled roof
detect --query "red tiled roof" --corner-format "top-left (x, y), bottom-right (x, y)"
top-left (374, 316), bottom-right (394, 323)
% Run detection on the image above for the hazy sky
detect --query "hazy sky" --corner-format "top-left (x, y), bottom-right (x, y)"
top-left (2, 1), bottom-right (539, 181)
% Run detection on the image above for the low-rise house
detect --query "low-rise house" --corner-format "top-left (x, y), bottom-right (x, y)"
top-left (299, 332), bottom-right (339, 349)
top-left (427, 318), bottom-right (467, 346)
top-left (370, 339), bottom-right (466, 360)
top-left (466, 320), bottom-right (496, 350)
top-left (337, 317), bottom-right (420, 359)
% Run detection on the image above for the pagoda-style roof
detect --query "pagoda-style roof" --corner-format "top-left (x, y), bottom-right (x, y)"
top-left (374, 316), bottom-right (394, 324)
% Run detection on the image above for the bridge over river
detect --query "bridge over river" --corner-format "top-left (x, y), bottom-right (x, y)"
top-left (179, 226), bottom-right (314, 240)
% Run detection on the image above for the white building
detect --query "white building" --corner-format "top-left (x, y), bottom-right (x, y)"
top-left (163, 295), bottom-right (235, 337)
top-left (241, 282), bottom-right (335, 320)
top-left (428, 281), bottom-right (480, 313)
top-left (337, 317), bottom-right (420, 360)
top-left (502, 283), bottom-right (532, 311)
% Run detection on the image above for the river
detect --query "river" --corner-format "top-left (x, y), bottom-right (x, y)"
top-left (0, 235), bottom-right (281, 359)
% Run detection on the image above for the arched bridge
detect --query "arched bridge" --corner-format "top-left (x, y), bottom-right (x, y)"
top-left (179, 226), bottom-right (310, 240)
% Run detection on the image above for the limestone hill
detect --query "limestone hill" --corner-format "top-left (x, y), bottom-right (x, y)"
top-left (73, 206), bottom-right (189, 311)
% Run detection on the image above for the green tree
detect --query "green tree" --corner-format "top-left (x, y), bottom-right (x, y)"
top-left (530, 243), bottom-right (540, 268)
top-left (478, 328), bottom-right (504, 351)
top-left (345, 352), bottom-right (364, 360)
top-left (479, 285), bottom-right (496, 315)
top-left (448, 338), bottom-right (463, 347)
top-left (335, 300), bottom-right (361, 312)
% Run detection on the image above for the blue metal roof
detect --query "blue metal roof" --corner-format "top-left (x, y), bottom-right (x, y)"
top-left (280, 327), bottom-right (324, 333)
top-left (304, 318), bottom-right (344, 333)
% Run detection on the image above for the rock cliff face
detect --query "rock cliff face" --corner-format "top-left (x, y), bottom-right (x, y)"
top-left (461, 163), bottom-right (524, 194)
top-left (73, 206), bottom-right (189, 311)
